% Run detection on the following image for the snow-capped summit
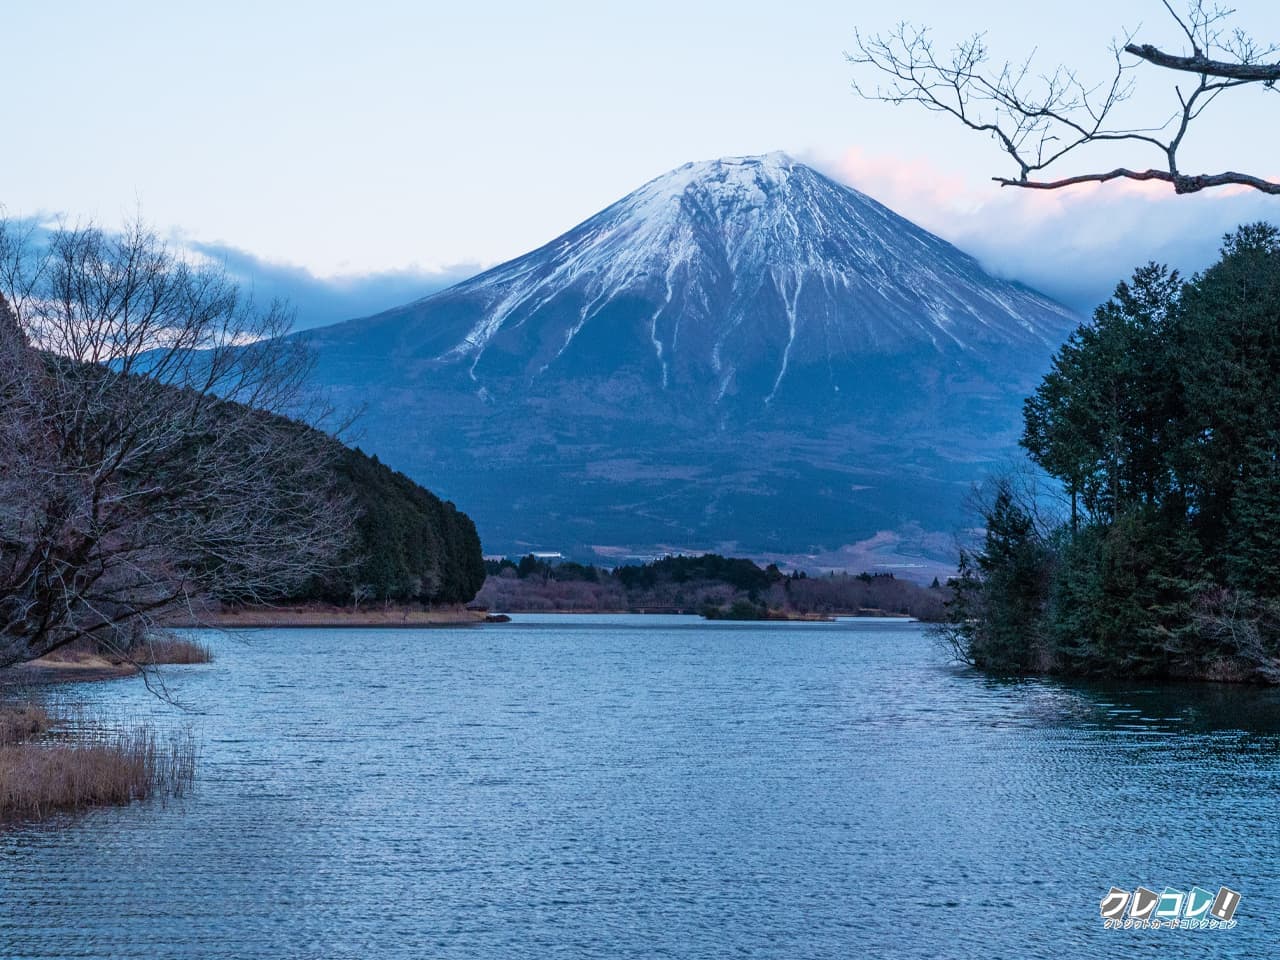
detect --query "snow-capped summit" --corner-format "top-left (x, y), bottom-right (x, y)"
top-left (317, 153), bottom-right (1074, 408)
top-left (304, 154), bottom-right (1079, 564)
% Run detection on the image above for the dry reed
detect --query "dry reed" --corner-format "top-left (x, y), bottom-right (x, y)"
top-left (0, 707), bottom-right (195, 822)
top-left (130, 636), bottom-right (213, 665)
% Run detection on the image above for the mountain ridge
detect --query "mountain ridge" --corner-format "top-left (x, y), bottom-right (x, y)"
top-left (302, 153), bottom-right (1078, 574)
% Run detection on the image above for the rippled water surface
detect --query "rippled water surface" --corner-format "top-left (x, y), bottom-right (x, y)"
top-left (2, 615), bottom-right (1278, 959)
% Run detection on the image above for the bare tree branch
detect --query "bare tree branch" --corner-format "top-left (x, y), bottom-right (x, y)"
top-left (850, 2), bottom-right (1280, 195)
top-left (993, 166), bottom-right (1280, 194)
top-left (1125, 44), bottom-right (1280, 80)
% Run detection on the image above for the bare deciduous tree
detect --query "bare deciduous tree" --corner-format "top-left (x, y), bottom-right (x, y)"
top-left (850, 1), bottom-right (1280, 194)
top-left (0, 217), bottom-right (352, 669)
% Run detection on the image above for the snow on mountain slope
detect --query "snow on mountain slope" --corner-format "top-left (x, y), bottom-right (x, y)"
top-left (313, 153), bottom-right (1075, 406)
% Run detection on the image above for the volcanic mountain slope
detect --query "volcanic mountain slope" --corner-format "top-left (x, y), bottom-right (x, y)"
top-left (305, 154), bottom-right (1077, 572)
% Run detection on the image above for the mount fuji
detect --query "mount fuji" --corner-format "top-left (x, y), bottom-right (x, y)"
top-left (303, 153), bottom-right (1077, 573)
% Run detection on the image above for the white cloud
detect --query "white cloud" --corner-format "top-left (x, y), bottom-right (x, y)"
top-left (810, 146), bottom-right (1280, 315)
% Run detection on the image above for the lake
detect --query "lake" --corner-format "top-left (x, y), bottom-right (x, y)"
top-left (2, 615), bottom-right (1277, 958)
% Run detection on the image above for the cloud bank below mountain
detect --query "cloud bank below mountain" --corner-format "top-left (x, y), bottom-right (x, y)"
top-left (186, 239), bottom-right (481, 331)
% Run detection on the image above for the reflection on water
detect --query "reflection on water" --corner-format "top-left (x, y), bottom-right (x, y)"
top-left (1, 615), bottom-right (1276, 959)
top-left (1060, 678), bottom-right (1280, 735)
top-left (970, 666), bottom-right (1280, 735)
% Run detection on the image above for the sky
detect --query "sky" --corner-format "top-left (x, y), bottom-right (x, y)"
top-left (5, 0), bottom-right (1280, 327)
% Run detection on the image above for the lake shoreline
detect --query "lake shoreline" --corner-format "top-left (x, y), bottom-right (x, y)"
top-left (3, 657), bottom-right (139, 688)
top-left (178, 604), bottom-right (921, 626)
top-left (165, 603), bottom-right (502, 629)
top-left (474, 607), bottom-right (918, 620)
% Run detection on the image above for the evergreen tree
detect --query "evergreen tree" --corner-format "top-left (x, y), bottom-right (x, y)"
top-left (1022, 263), bottom-right (1183, 524)
top-left (1225, 437), bottom-right (1280, 598)
top-left (1176, 224), bottom-right (1280, 569)
top-left (292, 445), bottom-right (485, 606)
top-left (965, 481), bottom-right (1050, 672)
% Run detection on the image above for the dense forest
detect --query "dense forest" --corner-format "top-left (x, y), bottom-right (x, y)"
top-left (946, 225), bottom-right (1280, 683)
top-left (476, 553), bottom-right (947, 620)
top-left (290, 447), bottom-right (486, 607)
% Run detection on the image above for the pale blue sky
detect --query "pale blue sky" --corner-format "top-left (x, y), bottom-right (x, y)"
top-left (6, 1), bottom-right (1280, 326)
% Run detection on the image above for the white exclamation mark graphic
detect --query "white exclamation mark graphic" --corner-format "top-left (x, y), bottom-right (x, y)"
top-left (1210, 887), bottom-right (1240, 921)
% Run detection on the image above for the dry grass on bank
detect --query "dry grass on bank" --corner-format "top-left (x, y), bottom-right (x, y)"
top-left (130, 636), bottom-right (213, 665)
top-left (25, 634), bottom-right (213, 675)
top-left (192, 603), bottom-right (487, 627)
top-left (0, 705), bottom-right (195, 822)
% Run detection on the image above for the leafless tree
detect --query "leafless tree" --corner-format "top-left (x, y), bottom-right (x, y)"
top-left (0, 217), bottom-right (353, 670)
top-left (1193, 587), bottom-right (1280, 683)
top-left (850, 1), bottom-right (1280, 194)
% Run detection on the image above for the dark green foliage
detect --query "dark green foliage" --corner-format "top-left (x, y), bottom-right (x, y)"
top-left (950, 224), bottom-right (1280, 682)
top-left (551, 561), bottom-right (600, 583)
top-left (614, 554), bottom-right (783, 594)
top-left (701, 599), bottom-right (769, 620)
top-left (298, 447), bottom-right (485, 605)
top-left (936, 482), bottom-right (1051, 672)
top-left (1022, 262), bottom-right (1184, 525)
top-left (1225, 438), bottom-right (1280, 594)
top-left (1177, 225), bottom-right (1280, 570)
top-left (516, 554), bottom-right (548, 580)
top-left (1047, 510), bottom-right (1208, 676)
top-left (967, 482), bottom-right (1051, 672)
top-left (499, 555), bottom-right (600, 582)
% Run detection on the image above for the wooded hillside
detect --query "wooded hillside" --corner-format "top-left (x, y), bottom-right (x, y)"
top-left (291, 447), bottom-right (486, 607)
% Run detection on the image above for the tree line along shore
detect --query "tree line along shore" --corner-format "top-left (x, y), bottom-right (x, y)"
top-left (474, 553), bottom-right (948, 621)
